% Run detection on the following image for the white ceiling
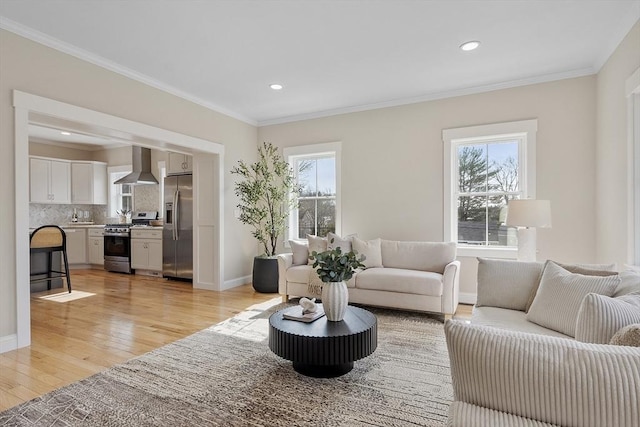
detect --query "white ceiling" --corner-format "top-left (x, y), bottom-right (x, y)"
top-left (1, 0), bottom-right (639, 127)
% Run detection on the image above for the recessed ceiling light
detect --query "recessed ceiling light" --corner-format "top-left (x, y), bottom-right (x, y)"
top-left (270, 83), bottom-right (283, 90)
top-left (460, 41), bottom-right (480, 51)
top-left (60, 131), bottom-right (72, 135)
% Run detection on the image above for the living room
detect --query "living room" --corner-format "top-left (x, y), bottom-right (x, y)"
top-left (1, 1), bottom-right (639, 425)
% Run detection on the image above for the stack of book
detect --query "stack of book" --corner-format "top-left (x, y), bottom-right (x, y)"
top-left (282, 306), bottom-right (325, 323)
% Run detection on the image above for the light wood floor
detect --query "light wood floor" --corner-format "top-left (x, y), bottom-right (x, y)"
top-left (0, 269), bottom-right (473, 412)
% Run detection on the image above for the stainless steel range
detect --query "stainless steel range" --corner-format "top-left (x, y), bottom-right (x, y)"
top-left (104, 223), bottom-right (133, 273)
top-left (104, 211), bottom-right (157, 274)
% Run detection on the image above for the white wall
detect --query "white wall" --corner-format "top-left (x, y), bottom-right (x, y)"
top-left (0, 30), bottom-right (258, 339)
top-left (596, 20), bottom-right (640, 266)
top-left (259, 75), bottom-right (598, 298)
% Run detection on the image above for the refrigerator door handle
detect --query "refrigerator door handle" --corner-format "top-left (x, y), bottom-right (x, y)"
top-left (174, 189), bottom-right (180, 241)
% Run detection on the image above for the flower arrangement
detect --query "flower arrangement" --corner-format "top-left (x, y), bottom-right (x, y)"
top-left (310, 241), bottom-right (366, 283)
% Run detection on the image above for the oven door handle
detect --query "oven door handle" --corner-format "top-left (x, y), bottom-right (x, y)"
top-left (173, 189), bottom-right (180, 241)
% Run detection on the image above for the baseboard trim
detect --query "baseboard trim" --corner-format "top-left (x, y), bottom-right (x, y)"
top-left (222, 275), bottom-right (252, 291)
top-left (0, 334), bottom-right (18, 354)
top-left (459, 292), bottom-right (477, 305)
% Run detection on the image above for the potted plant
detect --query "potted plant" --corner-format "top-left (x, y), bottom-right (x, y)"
top-left (231, 142), bottom-right (299, 292)
top-left (311, 244), bottom-right (366, 321)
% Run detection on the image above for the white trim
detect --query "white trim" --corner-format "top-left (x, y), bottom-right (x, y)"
top-left (626, 67), bottom-right (640, 265)
top-left (222, 275), bottom-right (252, 290)
top-left (442, 119), bottom-right (538, 250)
top-left (458, 292), bottom-right (477, 305)
top-left (283, 142), bottom-right (342, 243)
top-left (0, 334), bottom-right (18, 353)
top-left (0, 17), bottom-right (256, 126)
top-left (12, 90), bottom-right (225, 352)
top-left (259, 69), bottom-right (593, 126)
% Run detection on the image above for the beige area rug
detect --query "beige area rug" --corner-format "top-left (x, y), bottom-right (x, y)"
top-left (0, 300), bottom-right (453, 426)
top-left (38, 290), bottom-right (96, 303)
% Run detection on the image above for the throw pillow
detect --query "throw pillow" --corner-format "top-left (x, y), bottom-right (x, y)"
top-left (525, 261), bottom-right (617, 312)
top-left (610, 323), bottom-right (640, 347)
top-left (614, 269), bottom-right (640, 297)
top-left (306, 235), bottom-right (328, 265)
top-left (326, 232), bottom-right (355, 252)
top-left (575, 292), bottom-right (640, 344)
top-left (475, 258), bottom-right (544, 311)
top-left (526, 261), bottom-right (620, 337)
top-left (352, 237), bottom-right (383, 269)
top-left (288, 240), bottom-right (309, 266)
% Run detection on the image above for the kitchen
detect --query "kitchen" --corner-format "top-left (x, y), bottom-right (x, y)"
top-left (28, 125), bottom-right (194, 291)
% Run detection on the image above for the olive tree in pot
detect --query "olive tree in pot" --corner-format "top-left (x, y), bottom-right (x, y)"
top-left (231, 142), bottom-right (299, 293)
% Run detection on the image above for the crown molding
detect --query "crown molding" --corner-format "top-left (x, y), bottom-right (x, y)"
top-left (258, 67), bottom-right (596, 126)
top-left (0, 17), bottom-right (257, 126)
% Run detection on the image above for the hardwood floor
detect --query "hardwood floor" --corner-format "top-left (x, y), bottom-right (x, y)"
top-left (0, 269), bottom-right (473, 412)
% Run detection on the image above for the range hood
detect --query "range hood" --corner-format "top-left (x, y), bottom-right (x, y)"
top-left (114, 146), bottom-right (159, 185)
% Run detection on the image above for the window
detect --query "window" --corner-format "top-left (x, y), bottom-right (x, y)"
top-left (108, 165), bottom-right (133, 217)
top-left (284, 142), bottom-right (341, 241)
top-left (443, 120), bottom-right (537, 257)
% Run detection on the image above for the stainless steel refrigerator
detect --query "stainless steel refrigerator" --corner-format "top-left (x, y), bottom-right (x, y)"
top-left (163, 174), bottom-right (193, 280)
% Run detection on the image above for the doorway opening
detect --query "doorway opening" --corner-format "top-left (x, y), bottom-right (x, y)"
top-left (14, 90), bottom-right (225, 350)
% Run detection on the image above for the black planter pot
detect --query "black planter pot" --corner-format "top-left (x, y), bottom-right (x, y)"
top-left (252, 256), bottom-right (279, 293)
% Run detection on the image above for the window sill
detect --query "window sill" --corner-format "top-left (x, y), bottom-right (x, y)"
top-left (457, 246), bottom-right (518, 259)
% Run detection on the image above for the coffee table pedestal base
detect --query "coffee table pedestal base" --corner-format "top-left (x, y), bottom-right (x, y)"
top-left (293, 361), bottom-right (354, 378)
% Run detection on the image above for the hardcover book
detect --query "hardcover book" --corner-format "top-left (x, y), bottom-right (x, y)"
top-left (282, 306), bottom-right (325, 323)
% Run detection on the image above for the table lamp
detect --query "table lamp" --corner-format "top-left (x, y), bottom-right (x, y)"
top-left (506, 199), bottom-right (552, 261)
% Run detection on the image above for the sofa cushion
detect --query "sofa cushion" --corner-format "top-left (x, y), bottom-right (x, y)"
top-left (288, 240), bottom-right (309, 266)
top-left (447, 401), bottom-right (560, 427)
top-left (525, 261), bottom-right (617, 311)
top-left (352, 237), bottom-right (383, 268)
top-left (326, 232), bottom-right (355, 252)
top-left (476, 258), bottom-right (544, 311)
top-left (610, 323), bottom-right (640, 347)
top-left (471, 306), bottom-right (571, 338)
top-left (614, 269), bottom-right (640, 297)
top-left (526, 261), bottom-right (620, 337)
top-left (306, 234), bottom-right (327, 264)
top-left (380, 240), bottom-right (456, 273)
top-left (575, 292), bottom-right (640, 344)
top-left (355, 267), bottom-right (443, 296)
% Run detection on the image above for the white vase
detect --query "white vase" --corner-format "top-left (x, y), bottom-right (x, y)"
top-left (322, 281), bottom-right (348, 321)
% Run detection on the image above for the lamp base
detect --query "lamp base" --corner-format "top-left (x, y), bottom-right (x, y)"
top-left (517, 228), bottom-right (537, 261)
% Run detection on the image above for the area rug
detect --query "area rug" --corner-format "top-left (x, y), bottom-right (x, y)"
top-left (0, 300), bottom-right (453, 426)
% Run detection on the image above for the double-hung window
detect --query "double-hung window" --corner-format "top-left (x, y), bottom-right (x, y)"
top-left (108, 165), bottom-right (133, 217)
top-left (284, 142), bottom-right (341, 240)
top-left (443, 120), bottom-right (537, 258)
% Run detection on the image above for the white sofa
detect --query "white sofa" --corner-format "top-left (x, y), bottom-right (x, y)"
top-left (445, 258), bottom-right (640, 426)
top-left (277, 238), bottom-right (460, 319)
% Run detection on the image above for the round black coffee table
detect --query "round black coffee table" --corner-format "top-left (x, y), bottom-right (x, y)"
top-left (268, 305), bottom-right (377, 378)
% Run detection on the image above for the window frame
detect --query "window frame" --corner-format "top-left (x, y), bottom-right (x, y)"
top-left (283, 142), bottom-right (342, 244)
top-left (107, 165), bottom-right (133, 217)
top-left (626, 67), bottom-right (640, 266)
top-left (443, 119), bottom-right (537, 258)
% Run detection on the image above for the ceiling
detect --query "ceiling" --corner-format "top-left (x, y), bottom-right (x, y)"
top-left (1, 0), bottom-right (639, 128)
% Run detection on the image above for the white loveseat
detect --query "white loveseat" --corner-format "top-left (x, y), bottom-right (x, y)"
top-left (277, 238), bottom-right (460, 319)
top-left (445, 258), bottom-right (640, 426)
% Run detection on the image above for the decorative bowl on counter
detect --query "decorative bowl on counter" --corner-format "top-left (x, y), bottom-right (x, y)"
top-left (149, 219), bottom-right (164, 226)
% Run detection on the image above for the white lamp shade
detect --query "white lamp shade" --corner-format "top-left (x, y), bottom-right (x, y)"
top-left (506, 199), bottom-right (552, 228)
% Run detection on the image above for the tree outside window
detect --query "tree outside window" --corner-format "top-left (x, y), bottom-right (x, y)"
top-left (293, 155), bottom-right (336, 238)
top-left (456, 140), bottom-right (520, 247)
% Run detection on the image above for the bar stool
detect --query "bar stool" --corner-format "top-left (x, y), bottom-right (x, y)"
top-left (29, 225), bottom-right (72, 293)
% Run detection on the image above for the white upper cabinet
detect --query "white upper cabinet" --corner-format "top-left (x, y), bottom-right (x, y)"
top-left (30, 157), bottom-right (71, 204)
top-left (71, 161), bottom-right (107, 205)
top-left (167, 152), bottom-right (193, 175)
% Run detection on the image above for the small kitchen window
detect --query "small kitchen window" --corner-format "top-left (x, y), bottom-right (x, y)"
top-left (108, 165), bottom-right (133, 217)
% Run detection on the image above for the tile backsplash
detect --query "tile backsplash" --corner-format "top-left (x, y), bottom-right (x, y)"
top-left (29, 185), bottom-right (161, 228)
top-left (30, 204), bottom-right (109, 228)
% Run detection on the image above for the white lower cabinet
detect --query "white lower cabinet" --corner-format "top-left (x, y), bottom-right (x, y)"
top-left (131, 229), bottom-right (163, 271)
top-left (64, 228), bottom-right (87, 265)
top-left (88, 228), bottom-right (104, 265)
